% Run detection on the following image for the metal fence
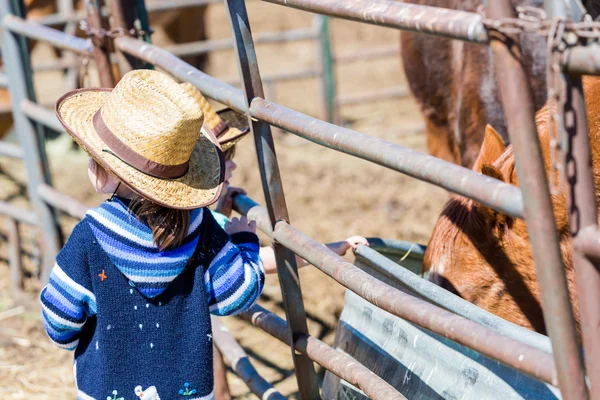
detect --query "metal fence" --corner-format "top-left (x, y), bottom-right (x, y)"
top-left (1, 0), bottom-right (600, 398)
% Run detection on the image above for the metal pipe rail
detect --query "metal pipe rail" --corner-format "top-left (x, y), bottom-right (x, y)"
top-left (20, 100), bottom-right (64, 132)
top-left (240, 304), bottom-right (406, 399)
top-left (230, 194), bottom-right (558, 385)
top-left (0, 201), bottom-right (38, 225)
top-left (210, 316), bottom-right (285, 400)
top-left (3, 15), bottom-right (92, 55)
top-left (0, 142), bottom-right (24, 159)
top-left (263, 0), bottom-right (490, 43)
top-left (37, 184), bottom-right (88, 220)
top-left (115, 36), bottom-right (525, 219)
top-left (574, 227), bottom-right (600, 264)
top-left (164, 27), bottom-right (319, 57)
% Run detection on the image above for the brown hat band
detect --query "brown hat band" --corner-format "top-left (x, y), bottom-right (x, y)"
top-left (93, 109), bottom-right (189, 179)
top-left (205, 119), bottom-right (230, 140)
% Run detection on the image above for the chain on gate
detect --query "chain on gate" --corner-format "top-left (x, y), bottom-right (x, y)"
top-left (77, 0), bottom-right (153, 88)
top-left (480, 5), bottom-right (600, 194)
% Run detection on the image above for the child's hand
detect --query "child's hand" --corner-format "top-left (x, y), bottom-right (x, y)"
top-left (215, 186), bottom-right (246, 217)
top-left (328, 236), bottom-right (369, 256)
top-left (225, 216), bottom-right (256, 235)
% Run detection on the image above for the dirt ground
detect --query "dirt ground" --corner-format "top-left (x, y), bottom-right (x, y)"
top-left (0, 3), bottom-right (448, 399)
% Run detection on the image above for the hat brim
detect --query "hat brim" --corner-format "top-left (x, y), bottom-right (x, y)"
top-left (56, 88), bottom-right (225, 210)
top-left (216, 108), bottom-right (250, 150)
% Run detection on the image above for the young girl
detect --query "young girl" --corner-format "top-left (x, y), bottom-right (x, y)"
top-left (40, 70), bottom-right (264, 400)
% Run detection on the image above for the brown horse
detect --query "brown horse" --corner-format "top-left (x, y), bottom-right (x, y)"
top-left (399, 0), bottom-right (548, 168)
top-left (422, 76), bottom-right (600, 336)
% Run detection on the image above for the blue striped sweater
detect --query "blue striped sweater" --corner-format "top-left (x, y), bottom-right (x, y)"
top-left (40, 197), bottom-right (264, 400)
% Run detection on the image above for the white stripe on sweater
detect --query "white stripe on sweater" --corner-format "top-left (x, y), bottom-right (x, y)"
top-left (87, 209), bottom-right (155, 247)
top-left (53, 263), bottom-right (97, 306)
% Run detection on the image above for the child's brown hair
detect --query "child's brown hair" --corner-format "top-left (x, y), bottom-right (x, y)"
top-left (89, 159), bottom-right (190, 251)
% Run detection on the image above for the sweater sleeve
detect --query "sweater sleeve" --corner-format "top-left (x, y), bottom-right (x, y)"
top-left (39, 221), bottom-right (97, 350)
top-left (203, 213), bottom-right (265, 316)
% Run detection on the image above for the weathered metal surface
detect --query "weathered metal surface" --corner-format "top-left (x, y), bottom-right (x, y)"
top-left (224, 0), bottom-right (320, 397)
top-left (2, 15), bottom-right (92, 55)
top-left (273, 221), bottom-right (558, 385)
top-left (323, 289), bottom-right (561, 399)
top-left (20, 100), bottom-right (64, 132)
top-left (85, 0), bottom-right (116, 87)
top-left (355, 244), bottom-right (553, 354)
top-left (314, 15), bottom-right (336, 123)
top-left (250, 98), bottom-right (525, 218)
top-left (0, 201), bottom-right (38, 225)
top-left (231, 194), bottom-right (272, 237)
top-left (211, 316), bottom-right (285, 400)
top-left (262, 0), bottom-right (489, 43)
top-left (6, 217), bottom-right (22, 299)
top-left (165, 28), bottom-right (318, 57)
top-left (488, 1), bottom-right (587, 398)
top-left (37, 184), bottom-right (88, 220)
top-left (0, 142), bottom-right (24, 159)
top-left (562, 44), bottom-right (600, 76)
top-left (1, 0), bottom-right (63, 283)
top-left (574, 227), bottom-right (600, 263)
top-left (560, 73), bottom-right (600, 396)
top-left (240, 304), bottom-right (406, 399)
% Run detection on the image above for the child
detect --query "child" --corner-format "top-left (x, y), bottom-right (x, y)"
top-left (196, 93), bottom-right (370, 273)
top-left (40, 70), bottom-right (265, 400)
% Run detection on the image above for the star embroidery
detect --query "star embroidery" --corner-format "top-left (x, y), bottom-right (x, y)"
top-left (98, 270), bottom-right (108, 281)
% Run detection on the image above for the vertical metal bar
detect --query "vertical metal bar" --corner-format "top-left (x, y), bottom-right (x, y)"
top-left (135, 0), bottom-right (152, 44)
top-left (223, 0), bottom-right (321, 398)
top-left (1, 0), bottom-right (63, 283)
top-left (86, 0), bottom-right (116, 87)
top-left (487, 1), bottom-right (588, 399)
top-left (58, 0), bottom-right (78, 91)
top-left (564, 73), bottom-right (600, 399)
top-left (7, 217), bottom-right (22, 299)
top-left (314, 15), bottom-right (336, 123)
top-left (110, 0), bottom-right (152, 70)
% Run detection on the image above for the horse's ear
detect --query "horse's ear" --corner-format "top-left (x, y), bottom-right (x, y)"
top-left (473, 125), bottom-right (506, 172)
top-left (481, 164), bottom-right (505, 182)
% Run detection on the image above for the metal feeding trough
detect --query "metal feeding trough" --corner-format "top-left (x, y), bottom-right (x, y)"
top-left (322, 239), bottom-right (562, 400)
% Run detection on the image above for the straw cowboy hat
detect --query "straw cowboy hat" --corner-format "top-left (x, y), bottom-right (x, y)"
top-left (55, 69), bottom-right (225, 210)
top-left (180, 82), bottom-right (250, 151)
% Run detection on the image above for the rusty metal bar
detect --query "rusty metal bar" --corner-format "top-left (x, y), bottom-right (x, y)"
top-left (250, 97), bottom-right (524, 218)
top-left (355, 244), bottom-right (554, 354)
top-left (336, 86), bottom-right (410, 106)
top-left (2, 15), bottom-right (92, 55)
top-left (20, 99), bottom-right (64, 132)
top-left (116, 37), bottom-right (525, 218)
top-left (86, 0), bottom-right (115, 87)
top-left (261, 0), bottom-right (488, 43)
top-left (211, 316), bottom-right (285, 400)
top-left (240, 304), bottom-right (406, 399)
top-left (0, 201), bottom-right (38, 225)
top-left (1, 1), bottom-right (63, 283)
top-left (562, 73), bottom-right (600, 396)
top-left (561, 43), bottom-right (600, 76)
top-left (574, 227), bottom-right (600, 263)
top-left (6, 217), bottom-right (22, 299)
top-left (487, 1), bottom-right (588, 398)
top-left (37, 184), bottom-right (88, 220)
top-left (165, 27), bottom-right (318, 57)
top-left (224, 0), bottom-right (320, 397)
top-left (231, 194), bottom-right (272, 236)
top-left (273, 221), bottom-right (559, 386)
top-left (0, 142), bottom-right (24, 159)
